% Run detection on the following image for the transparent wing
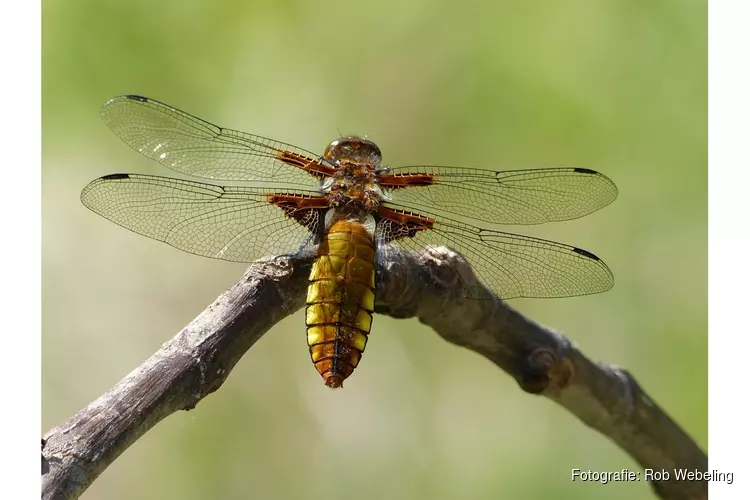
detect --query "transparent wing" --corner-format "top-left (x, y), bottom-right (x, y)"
top-left (377, 210), bottom-right (613, 300)
top-left (380, 166), bottom-right (617, 225)
top-left (100, 95), bottom-right (333, 186)
top-left (80, 174), bottom-right (324, 262)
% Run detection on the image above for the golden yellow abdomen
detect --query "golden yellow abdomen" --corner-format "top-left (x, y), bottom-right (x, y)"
top-left (306, 219), bottom-right (376, 388)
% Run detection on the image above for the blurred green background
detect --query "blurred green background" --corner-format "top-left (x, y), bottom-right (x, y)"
top-left (42, 0), bottom-right (706, 498)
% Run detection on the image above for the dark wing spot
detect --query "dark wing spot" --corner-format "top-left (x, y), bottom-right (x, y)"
top-left (123, 95), bottom-right (149, 102)
top-left (573, 167), bottom-right (597, 174)
top-left (572, 247), bottom-right (600, 260)
top-left (100, 173), bottom-right (131, 180)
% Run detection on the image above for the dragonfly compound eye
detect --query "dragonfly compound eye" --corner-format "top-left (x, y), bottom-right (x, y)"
top-left (324, 136), bottom-right (382, 166)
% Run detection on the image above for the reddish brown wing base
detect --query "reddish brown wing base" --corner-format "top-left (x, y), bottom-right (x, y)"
top-left (376, 206), bottom-right (435, 240)
top-left (376, 172), bottom-right (438, 239)
top-left (377, 172), bottom-right (435, 189)
top-left (267, 194), bottom-right (329, 231)
top-left (275, 150), bottom-right (336, 179)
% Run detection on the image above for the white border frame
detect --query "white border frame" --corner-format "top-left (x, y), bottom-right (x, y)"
top-left (709, 0), bottom-right (749, 498)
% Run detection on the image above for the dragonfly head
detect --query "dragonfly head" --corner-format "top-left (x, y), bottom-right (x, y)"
top-left (324, 136), bottom-right (382, 167)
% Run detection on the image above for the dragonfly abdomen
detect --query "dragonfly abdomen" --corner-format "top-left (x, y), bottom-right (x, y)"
top-left (305, 219), bottom-right (376, 388)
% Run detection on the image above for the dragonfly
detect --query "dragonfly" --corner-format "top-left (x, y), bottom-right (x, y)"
top-left (81, 95), bottom-right (617, 388)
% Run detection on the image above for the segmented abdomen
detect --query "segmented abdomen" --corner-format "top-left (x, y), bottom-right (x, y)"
top-left (306, 219), bottom-right (376, 388)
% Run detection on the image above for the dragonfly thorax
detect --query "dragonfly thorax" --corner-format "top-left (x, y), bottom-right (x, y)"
top-left (321, 169), bottom-right (385, 213)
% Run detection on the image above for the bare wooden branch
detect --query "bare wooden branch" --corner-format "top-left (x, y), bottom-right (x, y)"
top-left (42, 247), bottom-right (707, 500)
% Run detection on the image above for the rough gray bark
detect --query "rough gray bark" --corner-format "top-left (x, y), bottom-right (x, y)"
top-left (42, 247), bottom-right (707, 500)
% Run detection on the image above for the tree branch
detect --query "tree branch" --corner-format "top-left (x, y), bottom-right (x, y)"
top-left (42, 247), bottom-right (707, 500)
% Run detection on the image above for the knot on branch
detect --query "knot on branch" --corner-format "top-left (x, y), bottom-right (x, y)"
top-left (518, 347), bottom-right (575, 394)
top-left (376, 244), bottom-right (477, 317)
top-left (420, 246), bottom-right (468, 290)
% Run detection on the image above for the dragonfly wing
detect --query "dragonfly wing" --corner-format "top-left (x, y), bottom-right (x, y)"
top-left (100, 95), bottom-right (335, 185)
top-left (376, 207), bottom-right (613, 300)
top-left (81, 174), bottom-right (327, 262)
top-left (379, 166), bottom-right (617, 225)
